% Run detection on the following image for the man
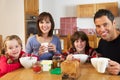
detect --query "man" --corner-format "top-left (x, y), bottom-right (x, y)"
top-left (94, 9), bottom-right (120, 75)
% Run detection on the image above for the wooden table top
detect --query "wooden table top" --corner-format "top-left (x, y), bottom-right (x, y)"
top-left (1, 63), bottom-right (120, 80)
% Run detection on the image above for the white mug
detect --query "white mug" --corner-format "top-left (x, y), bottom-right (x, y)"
top-left (91, 57), bottom-right (110, 73)
top-left (91, 58), bottom-right (98, 70)
top-left (41, 42), bottom-right (49, 53)
top-left (97, 57), bottom-right (109, 73)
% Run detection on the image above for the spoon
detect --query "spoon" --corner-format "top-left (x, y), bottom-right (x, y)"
top-left (30, 53), bottom-right (33, 60)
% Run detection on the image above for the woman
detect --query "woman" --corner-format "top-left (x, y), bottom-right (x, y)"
top-left (25, 12), bottom-right (62, 60)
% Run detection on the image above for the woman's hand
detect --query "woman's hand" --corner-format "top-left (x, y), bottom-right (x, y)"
top-left (38, 45), bottom-right (46, 55)
top-left (107, 60), bottom-right (120, 75)
top-left (48, 43), bottom-right (56, 53)
top-left (38, 43), bottom-right (57, 55)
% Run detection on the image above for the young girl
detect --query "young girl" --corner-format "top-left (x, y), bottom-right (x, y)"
top-left (0, 35), bottom-right (25, 77)
top-left (65, 31), bottom-right (99, 62)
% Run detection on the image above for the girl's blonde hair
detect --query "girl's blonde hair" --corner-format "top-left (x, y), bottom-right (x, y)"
top-left (1, 35), bottom-right (22, 55)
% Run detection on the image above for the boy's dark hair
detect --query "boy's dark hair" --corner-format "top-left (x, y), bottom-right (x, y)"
top-left (71, 31), bottom-right (90, 51)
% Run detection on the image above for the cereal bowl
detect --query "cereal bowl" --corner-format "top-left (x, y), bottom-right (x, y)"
top-left (73, 54), bottom-right (88, 63)
top-left (19, 57), bottom-right (37, 69)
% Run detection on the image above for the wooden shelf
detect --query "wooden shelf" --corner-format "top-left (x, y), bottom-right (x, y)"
top-left (59, 35), bottom-right (71, 52)
top-left (59, 34), bottom-right (100, 52)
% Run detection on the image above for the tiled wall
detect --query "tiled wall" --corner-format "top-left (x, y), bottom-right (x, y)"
top-left (60, 17), bottom-right (77, 36)
top-left (60, 17), bottom-right (96, 36)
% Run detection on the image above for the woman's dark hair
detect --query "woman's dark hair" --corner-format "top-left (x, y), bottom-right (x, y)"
top-left (37, 12), bottom-right (55, 37)
top-left (71, 31), bottom-right (90, 51)
top-left (94, 9), bottom-right (114, 23)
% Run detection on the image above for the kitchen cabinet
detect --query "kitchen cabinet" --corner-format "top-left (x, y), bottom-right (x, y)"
top-left (96, 2), bottom-right (118, 17)
top-left (77, 4), bottom-right (96, 17)
top-left (24, 0), bottom-right (39, 42)
top-left (24, 0), bottom-right (39, 16)
top-left (77, 2), bottom-right (118, 17)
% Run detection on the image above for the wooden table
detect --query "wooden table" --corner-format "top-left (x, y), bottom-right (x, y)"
top-left (1, 63), bottom-right (120, 80)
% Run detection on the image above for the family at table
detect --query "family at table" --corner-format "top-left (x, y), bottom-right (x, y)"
top-left (0, 9), bottom-right (120, 78)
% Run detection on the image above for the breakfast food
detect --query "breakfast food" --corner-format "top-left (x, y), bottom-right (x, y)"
top-left (32, 62), bottom-right (42, 73)
top-left (61, 60), bottom-right (81, 79)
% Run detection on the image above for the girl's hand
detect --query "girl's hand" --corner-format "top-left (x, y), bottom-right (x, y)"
top-left (48, 43), bottom-right (56, 53)
top-left (66, 54), bottom-right (73, 60)
top-left (21, 53), bottom-right (28, 57)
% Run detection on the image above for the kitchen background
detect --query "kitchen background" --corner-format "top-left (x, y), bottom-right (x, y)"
top-left (0, 0), bottom-right (120, 50)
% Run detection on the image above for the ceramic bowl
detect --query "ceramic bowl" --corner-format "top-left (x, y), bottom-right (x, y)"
top-left (19, 56), bottom-right (37, 69)
top-left (73, 54), bottom-right (88, 63)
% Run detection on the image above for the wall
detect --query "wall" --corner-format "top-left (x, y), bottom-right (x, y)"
top-left (0, 0), bottom-right (119, 50)
top-left (0, 0), bottom-right (25, 50)
top-left (39, 0), bottom-right (120, 29)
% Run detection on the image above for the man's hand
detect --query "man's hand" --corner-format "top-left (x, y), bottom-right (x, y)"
top-left (107, 60), bottom-right (120, 75)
